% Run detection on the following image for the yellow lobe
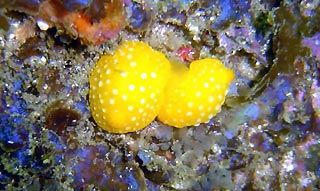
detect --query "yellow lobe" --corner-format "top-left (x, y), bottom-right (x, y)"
top-left (89, 41), bottom-right (171, 133)
top-left (158, 58), bottom-right (235, 128)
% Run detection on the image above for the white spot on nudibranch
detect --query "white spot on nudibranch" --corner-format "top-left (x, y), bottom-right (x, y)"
top-left (128, 84), bottom-right (135, 91)
top-left (128, 105), bottom-right (134, 111)
top-left (109, 99), bottom-right (115, 105)
top-left (140, 73), bottom-right (147, 79)
top-left (139, 86), bottom-right (146, 92)
top-left (151, 72), bottom-right (157, 78)
top-left (98, 81), bottom-right (103, 87)
top-left (112, 89), bottom-right (119, 95)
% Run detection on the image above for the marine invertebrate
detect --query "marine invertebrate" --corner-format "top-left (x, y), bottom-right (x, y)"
top-left (89, 41), bottom-right (234, 133)
top-left (157, 58), bottom-right (235, 127)
top-left (89, 41), bottom-right (171, 133)
top-left (176, 45), bottom-right (197, 62)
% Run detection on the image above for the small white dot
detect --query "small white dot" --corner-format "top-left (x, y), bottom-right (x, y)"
top-left (150, 93), bottom-right (155, 99)
top-left (140, 73), bottom-right (147, 79)
top-left (215, 84), bottom-right (221, 89)
top-left (112, 89), bottom-right (119, 95)
top-left (125, 126), bottom-right (131, 130)
top-left (106, 79), bottom-right (110, 84)
top-left (37, 20), bottom-right (49, 30)
top-left (102, 108), bottom-right (106, 113)
top-left (128, 47), bottom-right (134, 51)
top-left (128, 84), bottom-right (135, 91)
top-left (215, 105), bottom-right (220, 111)
top-left (198, 105), bottom-right (204, 110)
top-left (109, 99), bottom-right (115, 104)
top-left (119, 50), bottom-right (125, 56)
top-left (93, 77), bottom-right (98, 82)
top-left (106, 69), bottom-right (111, 74)
top-left (200, 112), bottom-right (206, 117)
top-left (121, 72), bottom-right (128, 77)
top-left (209, 96), bottom-right (215, 102)
top-left (210, 77), bottom-right (215, 82)
top-left (186, 112), bottom-right (193, 116)
top-left (127, 54), bottom-right (133, 59)
top-left (151, 72), bottom-right (157, 78)
top-left (138, 108), bottom-right (144, 113)
top-left (130, 61), bottom-right (136, 67)
top-left (139, 86), bottom-right (146, 92)
top-left (196, 91), bottom-right (201, 97)
top-left (177, 109), bottom-right (182, 113)
top-left (131, 116), bottom-right (136, 121)
top-left (187, 102), bottom-right (193, 107)
top-left (99, 99), bottom-right (104, 104)
top-left (128, 105), bottom-right (134, 111)
top-left (140, 98), bottom-right (146, 104)
top-left (217, 94), bottom-right (223, 100)
top-left (204, 82), bottom-right (209, 88)
top-left (122, 95), bottom-right (127, 100)
top-left (98, 81), bottom-right (103, 87)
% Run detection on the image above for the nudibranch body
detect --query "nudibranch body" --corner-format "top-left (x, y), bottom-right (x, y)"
top-left (89, 41), bottom-right (171, 133)
top-left (89, 41), bottom-right (235, 133)
top-left (157, 58), bottom-right (235, 127)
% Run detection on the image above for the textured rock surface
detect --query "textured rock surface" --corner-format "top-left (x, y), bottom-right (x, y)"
top-left (0, 0), bottom-right (319, 190)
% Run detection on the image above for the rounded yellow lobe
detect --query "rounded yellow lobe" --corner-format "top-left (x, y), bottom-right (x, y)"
top-left (89, 41), bottom-right (171, 133)
top-left (157, 58), bottom-right (235, 128)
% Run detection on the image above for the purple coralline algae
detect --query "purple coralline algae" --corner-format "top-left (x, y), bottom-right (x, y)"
top-left (302, 32), bottom-right (320, 61)
top-left (0, 0), bottom-right (320, 190)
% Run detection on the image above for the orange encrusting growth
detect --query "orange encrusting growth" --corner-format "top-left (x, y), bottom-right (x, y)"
top-left (38, 0), bottom-right (125, 45)
top-left (89, 41), bottom-right (171, 133)
top-left (157, 58), bottom-right (235, 127)
top-left (89, 41), bottom-right (235, 133)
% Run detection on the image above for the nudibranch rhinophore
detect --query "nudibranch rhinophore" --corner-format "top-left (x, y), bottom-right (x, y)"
top-left (89, 41), bottom-right (235, 133)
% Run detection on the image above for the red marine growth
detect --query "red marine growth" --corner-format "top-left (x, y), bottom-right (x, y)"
top-left (38, 0), bottom-right (125, 45)
top-left (3, 0), bottom-right (126, 45)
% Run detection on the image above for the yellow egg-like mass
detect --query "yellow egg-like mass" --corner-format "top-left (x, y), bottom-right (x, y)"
top-left (89, 41), bottom-right (171, 133)
top-left (157, 58), bottom-right (235, 127)
top-left (89, 41), bottom-right (235, 133)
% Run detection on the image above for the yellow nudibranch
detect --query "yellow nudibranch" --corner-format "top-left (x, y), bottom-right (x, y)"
top-left (89, 41), bottom-right (171, 133)
top-left (157, 58), bottom-right (234, 128)
top-left (89, 41), bottom-right (235, 133)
